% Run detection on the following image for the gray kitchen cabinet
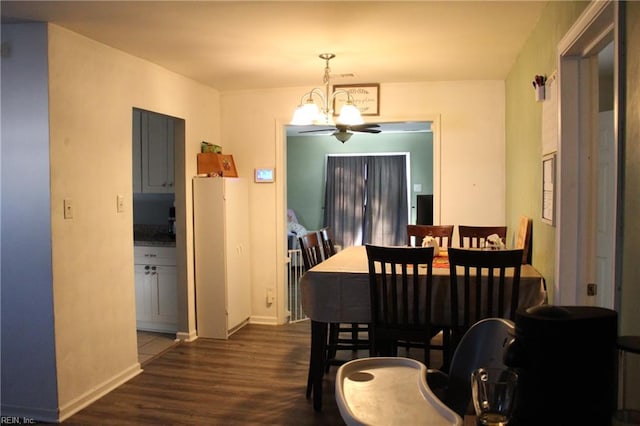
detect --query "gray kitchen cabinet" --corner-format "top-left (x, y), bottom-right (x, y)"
top-left (134, 246), bottom-right (177, 333)
top-left (133, 108), bottom-right (175, 193)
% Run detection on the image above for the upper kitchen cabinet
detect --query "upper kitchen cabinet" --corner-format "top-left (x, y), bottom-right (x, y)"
top-left (133, 108), bottom-right (175, 193)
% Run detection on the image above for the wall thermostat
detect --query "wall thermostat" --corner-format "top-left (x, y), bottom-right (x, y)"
top-left (254, 168), bottom-right (275, 183)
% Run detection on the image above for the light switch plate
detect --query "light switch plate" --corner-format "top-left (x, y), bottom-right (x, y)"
top-left (64, 199), bottom-right (73, 219)
top-left (117, 195), bottom-right (125, 213)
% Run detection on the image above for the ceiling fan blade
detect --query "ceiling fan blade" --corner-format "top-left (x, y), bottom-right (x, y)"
top-left (298, 128), bottom-right (337, 134)
top-left (350, 123), bottom-right (381, 131)
top-left (354, 128), bottom-right (382, 134)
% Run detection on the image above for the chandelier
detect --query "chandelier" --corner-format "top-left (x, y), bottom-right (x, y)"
top-left (290, 53), bottom-right (364, 127)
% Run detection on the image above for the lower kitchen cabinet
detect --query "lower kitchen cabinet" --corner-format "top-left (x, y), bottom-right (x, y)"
top-left (134, 246), bottom-right (177, 333)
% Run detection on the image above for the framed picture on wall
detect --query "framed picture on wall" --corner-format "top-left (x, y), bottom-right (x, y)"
top-left (542, 153), bottom-right (555, 225)
top-left (333, 83), bottom-right (380, 116)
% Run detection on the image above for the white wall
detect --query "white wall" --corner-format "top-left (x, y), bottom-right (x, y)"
top-left (1, 23), bottom-right (59, 420)
top-left (220, 80), bottom-right (506, 323)
top-left (2, 23), bottom-right (221, 421)
top-left (46, 24), bottom-right (221, 418)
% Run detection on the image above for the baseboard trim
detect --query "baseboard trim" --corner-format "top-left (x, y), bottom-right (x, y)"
top-left (250, 315), bottom-right (279, 325)
top-left (57, 363), bottom-right (142, 422)
top-left (176, 329), bottom-right (198, 342)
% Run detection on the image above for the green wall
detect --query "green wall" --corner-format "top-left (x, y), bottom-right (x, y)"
top-left (286, 131), bottom-right (433, 231)
top-left (504, 1), bottom-right (589, 301)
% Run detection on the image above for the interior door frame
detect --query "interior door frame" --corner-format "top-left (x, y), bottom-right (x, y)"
top-left (555, 0), bottom-right (623, 308)
top-left (274, 115), bottom-right (441, 324)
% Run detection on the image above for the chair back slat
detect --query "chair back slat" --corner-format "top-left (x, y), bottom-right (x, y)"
top-left (458, 225), bottom-right (507, 248)
top-left (298, 232), bottom-right (324, 270)
top-left (515, 216), bottom-right (533, 264)
top-left (448, 247), bottom-right (523, 359)
top-left (407, 224), bottom-right (455, 248)
top-left (319, 227), bottom-right (337, 259)
top-left (366, 244), bottom-right (437, 366)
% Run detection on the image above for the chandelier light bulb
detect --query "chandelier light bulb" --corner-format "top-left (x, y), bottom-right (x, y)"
top-left (290, 96), bottom-right (323, 125)
top-left (336, 101), bottom-right (364, 125)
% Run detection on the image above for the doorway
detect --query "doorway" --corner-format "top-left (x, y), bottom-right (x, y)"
top-left (281, 120), bottom-right (439, 323)
top-left (556, 1), bottom-right (622, 308)
top-left (132, 108), bottom-right (187, 359)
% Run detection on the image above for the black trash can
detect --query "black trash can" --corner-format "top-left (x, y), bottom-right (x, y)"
top-left (504, 305), bottom-right (618, 426)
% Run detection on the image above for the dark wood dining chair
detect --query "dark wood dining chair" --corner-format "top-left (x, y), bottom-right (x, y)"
top-left (446, 247), bottom-right (523, 368)
top-left (406, 224), bottom-right (455, 248)
top-left (402, 224), bottom-right (454, 355)
top-left (319, 227), bottom-right (337, 259)
top-left (298, 231), bottom-right (326, 398)
top-left (457, 225), bottom-right (507, 248)
top-left (365, 244), bottom-right (447, 367)
top-left (318, 227), bottom-right (370, 365)
top-left (298, 231), bottom-right (368, 399)
top-left (514, 215), bottom-right (533, 264)
top-left (298, 232), bottom-right (324, 270)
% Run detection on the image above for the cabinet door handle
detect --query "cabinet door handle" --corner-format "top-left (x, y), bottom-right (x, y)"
top-left (156, 280), bottom-right (161, 315)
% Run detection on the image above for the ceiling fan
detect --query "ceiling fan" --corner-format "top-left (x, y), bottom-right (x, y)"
top-left (298, 123), bottom-right (382, 143)
top-left (290, 53), bottom-right (382, 143)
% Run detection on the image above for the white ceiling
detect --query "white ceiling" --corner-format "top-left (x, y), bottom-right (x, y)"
top-left (1, 1), bottom-right (548, 92)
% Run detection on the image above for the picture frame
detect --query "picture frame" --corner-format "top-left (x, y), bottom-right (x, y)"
top-left (333, 83), bottom-right (380, 116)
top-left (542, 153), bottom-right (555, 225)
top-left (218, 154), bottom-right (238, 177)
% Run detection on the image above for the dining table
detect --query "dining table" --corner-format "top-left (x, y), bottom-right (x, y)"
top-left (300, 244), bottom-right (547, 411)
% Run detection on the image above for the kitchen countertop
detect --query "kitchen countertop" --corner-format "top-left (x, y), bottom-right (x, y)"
top-left (135, 240), bottom-right (176, 247)
top-left (134, 224), bottom-right (176, 247)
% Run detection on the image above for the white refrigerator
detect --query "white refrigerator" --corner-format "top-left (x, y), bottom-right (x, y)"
top-left (193, 177), bottom-right (251, 339)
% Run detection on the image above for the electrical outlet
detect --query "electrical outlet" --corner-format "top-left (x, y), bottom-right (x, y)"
top-left (266, 288), bottom-right (275, 305)
top-left (117, 195), bottom-right (125, 213)
top-left (587, 283), bottom-right (597, 296)
top-left (63, 199), bottom-right (73, 219)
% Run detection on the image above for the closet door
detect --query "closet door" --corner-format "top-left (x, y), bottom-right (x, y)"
top-left (223, 178), bottom-right (251, 331)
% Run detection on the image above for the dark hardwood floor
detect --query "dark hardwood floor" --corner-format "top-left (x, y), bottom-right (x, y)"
top-left (64, 321), bottom-right (347, 425)
top-left (64, 320), bottom-right (438, 425)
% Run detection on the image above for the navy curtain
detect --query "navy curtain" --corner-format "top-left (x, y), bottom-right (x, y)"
top-left (323, 156), bottom-right (367, 248)
top-left (324, 155), bottom-right (408, 247)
